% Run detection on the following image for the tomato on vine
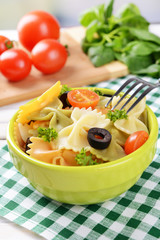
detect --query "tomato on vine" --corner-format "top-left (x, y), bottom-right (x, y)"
top-left (0, 49), bottom-right (32, 81)
top-left (31, 39), bottom-right (68, 74)
top-left (0, 35), bottom-right (13, 55)
top-left (17, 10), bottom-right (60, 51)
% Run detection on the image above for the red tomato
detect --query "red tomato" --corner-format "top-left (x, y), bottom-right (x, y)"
top-left (17, 11), bottom-right (60, 51)
top-left (31, 39), bottom-right (67, 74)
top-left (124, 131), bottom-right (149, 155)
top-left (0, 49), bottom-right (32, 82)
top-left (0, 35), bottom-right (13, 55)
top-left (67, 89), bottom-right (100, 108)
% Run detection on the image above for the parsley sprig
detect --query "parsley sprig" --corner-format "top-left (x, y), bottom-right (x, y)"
top-left (94, 89), bottom-right (103, 96)
top-left (38, 127), bottom-right (58, 142)
top-left (60, 84), bottom-right (71, 96)
top-left (75, 148), bottom-right (98, 166)
top-left (107, 109), bottom-right (128, 122)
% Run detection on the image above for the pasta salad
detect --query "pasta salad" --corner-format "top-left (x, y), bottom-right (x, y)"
top-left (14, 81), bottom-right (149, 166)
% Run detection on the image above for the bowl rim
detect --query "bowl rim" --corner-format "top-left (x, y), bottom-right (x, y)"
top-left (7, 87), bottom-right (159, 172)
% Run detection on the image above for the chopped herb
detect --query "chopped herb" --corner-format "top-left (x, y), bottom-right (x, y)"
top-left (60, 84), bottom-right (71, 96)
top-left (75, 148), bottom-right (98, 166)
top-left (94, 89), bottom-right (103, 96)
top-left (107, 109), bottom-right (128, 122)
top-left (38, 127), bottom-right (58, 142)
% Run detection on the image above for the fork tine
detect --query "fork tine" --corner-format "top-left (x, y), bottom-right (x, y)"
top-left (126, 86), bottom-right (153, 114)
top-left (105, 77), bottom-right (160, 113)
top-left (111, 81), bottom-right (141, 110)
top-left (120, 84), bottom-right (147, 111)
top-left (105, 78), bottom-right (136, 108)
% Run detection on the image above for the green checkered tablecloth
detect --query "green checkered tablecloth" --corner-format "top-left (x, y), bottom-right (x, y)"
top-left (0, 75), bottom-right (160, 240)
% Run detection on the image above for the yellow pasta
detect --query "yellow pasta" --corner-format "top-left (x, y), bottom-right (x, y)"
top-left (17, 81), bottom-right (62, 124)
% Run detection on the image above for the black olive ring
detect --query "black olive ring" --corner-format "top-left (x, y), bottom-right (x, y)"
top-left (59, 91), bottom-right (71, 109)
top-left (87, 127), bottom-right (112, 150)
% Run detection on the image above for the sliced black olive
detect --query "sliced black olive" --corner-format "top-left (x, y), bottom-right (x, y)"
top-left (59, 91), bottom-right (71, 109)
top-left (87, 127), bottom-right (112, 150)
top-left (25, 137), bottom-right (32, 154)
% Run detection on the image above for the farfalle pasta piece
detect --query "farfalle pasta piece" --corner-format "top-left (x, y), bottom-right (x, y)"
top-left (27, 137), bottom-right (78, 166)
top-left (48, 109), bottom-right (73, 132)
top-left (17, 81), bottom-right (62, 124)
top-left (112, 96), bottom-right (146, 117)
top-left (114, 116), bottom-right (149, 135)
top-left (18, 123), bottom-right (33, 142)
top-left (58, 107), bottom-right (110, 152)
top-left (27, 98), bottom-right (63, 121)
top-left (96, 96), bottom-right (111, 108)
top-left (52, 149), bottom-right (78, 166)
top-left (89, 139), bottom-right (126, 161)
top-left (112, 96), bottom-right (148, 134)
top-left (27, 137), bottom-right (61, 163)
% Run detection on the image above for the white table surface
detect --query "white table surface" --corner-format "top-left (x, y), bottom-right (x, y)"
top-left (0, 24), bottom-right (160, 239)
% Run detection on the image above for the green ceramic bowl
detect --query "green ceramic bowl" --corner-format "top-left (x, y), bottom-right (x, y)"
top-left (6, 88), bottom-right (159, 205)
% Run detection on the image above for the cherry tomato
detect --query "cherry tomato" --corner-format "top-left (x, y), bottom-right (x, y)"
top-left (67, 89), bottom-right (100, 108)
top-left (31, 39), bottom-right (67, 74)
top-left (0, 35), bottom-right (13, 55)
top-left (17, 10), bottom-right (60, 51)
top-left (0, 49), bottom-right (32, 81)
top-left (124, 131), bottom-right (149, 155)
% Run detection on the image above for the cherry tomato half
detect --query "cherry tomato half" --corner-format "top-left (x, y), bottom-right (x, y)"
top-left (0, 35), bottom-right (13, 55)
top-left (0, 49), bottom-right (32, 82)
top-left (31, 39), bottom-right (68, 74)
top-left (67, 89), bottom-right (100, 108)
top-left (124, 131), bottom-right (149, 155)
top-left (17, 10), bottom-right (60, 51)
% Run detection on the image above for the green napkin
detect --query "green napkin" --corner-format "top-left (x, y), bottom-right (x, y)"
top-left (0, 76), bottom-right (160, 240)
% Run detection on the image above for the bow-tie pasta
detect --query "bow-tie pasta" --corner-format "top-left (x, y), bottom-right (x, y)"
top-left (15, 81), bottom-right (149, 166)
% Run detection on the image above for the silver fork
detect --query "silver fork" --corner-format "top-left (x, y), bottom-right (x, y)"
top-left (105, 77), bottom-right (160, 113)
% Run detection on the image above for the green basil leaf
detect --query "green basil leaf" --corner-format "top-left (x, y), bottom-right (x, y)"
top-left (113, 34), bottom-right (130, 52)
top-left (114, 52), bottom-right (127, 62)
top-left (116, 3), bottom-right (141, 18)
top-left (79, 10), bottom-right (97, 27)
top-left (133, 64), bottom-right (160, 78)
top-left (123, 41), bottom-right (160, 56)
top-left (86, 20), bottom-right (101, 42)
top-left (79, 4), bottom-right (106, 27)
top-left (95, 4), bottom-right (106, 22)
top-left (104, 0), bottom-right (114, 19)
top-left (129, 28), bottom-right (160, 45)
top-left (124, 54), bottom-right (153, 72)
top-left (88, 45), bottom-right (114, 67)
top-left (120, 15), bottom-right (149, 30)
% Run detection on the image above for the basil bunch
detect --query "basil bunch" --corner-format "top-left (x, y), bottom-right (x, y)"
top-left (79, 0), bottom-right (160, 78)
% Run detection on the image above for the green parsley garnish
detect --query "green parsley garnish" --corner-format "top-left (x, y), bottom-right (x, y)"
top-left (60, 84), bottom-right (71, 96)
top-left (94, 89), bottom-right (103, 96)
top-left (75, 148), bottom-right (98, 166)
top-left (107, 109), bottom-right (128, 122)
top-left (38, 127), bottom-right (58, 142)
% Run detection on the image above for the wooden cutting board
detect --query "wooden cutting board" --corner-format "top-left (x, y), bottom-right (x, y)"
top-left (0, 26), bottom-right (128, 106)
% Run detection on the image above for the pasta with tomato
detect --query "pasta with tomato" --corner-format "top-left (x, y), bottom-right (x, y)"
top-left (14, 81), bottom-right (149, 166)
